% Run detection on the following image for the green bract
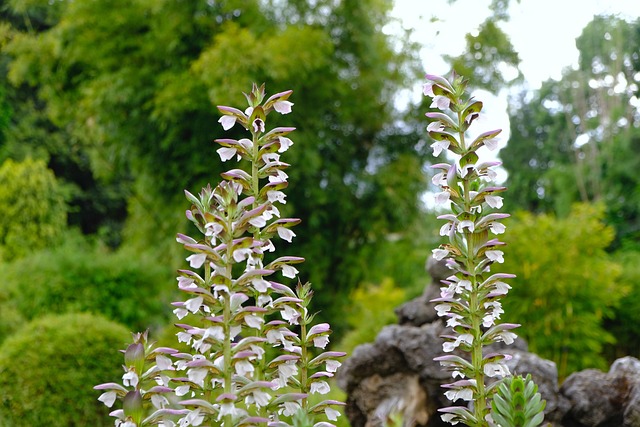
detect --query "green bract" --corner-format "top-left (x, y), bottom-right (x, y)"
top-left (491, 374), bottom-right (546, 427)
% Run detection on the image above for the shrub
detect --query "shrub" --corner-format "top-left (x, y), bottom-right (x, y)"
top-left (0, 313), bottom-right (130, 426)
top-left (0, 157), bottom-right (67, 260)
top-left (0, 233), bottom-right (171, 342)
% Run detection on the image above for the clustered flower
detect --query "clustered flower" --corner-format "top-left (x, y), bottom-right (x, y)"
top-left (96, 84), bottom-right (344, 427)
top-left (424, 73), bottom-right (518, 426)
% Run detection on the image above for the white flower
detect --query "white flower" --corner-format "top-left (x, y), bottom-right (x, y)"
top-left (431, 139), bottom-right (450, 157)
top-left (313, 335), bottom-right (330, 349)
top-left (484, 137), bottom-right (499, 151)
top-left (250, 389), bottom-right (271, 407)
top-left (218, 115), bottom-right (236, 130)
top-left (274, 100), bottom-right (294, 114)
top-left (187, 368), bottom-right (208, 387)
top-left (326, 359), bottom-right (341, 373)
top-left (252, 118), bottom-right (265, 133)
top-left (485, 250), bottom-right (505, 263)
top-left (186, 253), bottom-right (207, 269)
top-left (484, 362), bottom-right (510, 378)
top-left (185, 296), bottom-right (203, 313)
top-left (310, 381), bottom-right (331, 395)
top-left (281, 305), bottom-right (301, 325)
top-left (485, 195), bottom-right (504, 209)
top-left (445, 387), bottom-right (473, 401)
top-left (435, 303), bottom-right (451, 317)
top-left (235, 359), bottom-right (255, 377)
top-left (489, 221), bottom-right (506, 234)
top-left (430, 95), bottom-right (450, 110)
top-left (441, 413), bottom-right (459, 425)
top-left (439, 222), bottom-right (453, 237)
top-left (251, 278), bottom-right (270, 293)
top-left (122, 371), bottom-right (139, 388)
top-left (497, 331), bottom-right (517, 345)
top-left (325, 407), bottom-right (341, 421)
top-left (245, 314), bottom-right (264, 329)
top-left (216, 146), bottom-right (238, 162)
top-left (423, 82), bottom-right (435, 97)
top-left (456, 219), bottom-right (475, 233)
top-left (493, 281), bottom-right (512, 294)
top-left (182, 408), bottom-right (204, 426)
top-left (267, 190), bottom-right (287, 204)
top-left (432, 248), bottom-right (449, 261)
top-left (156, 355), bottom-right (173, 371)
top-left (175, 385), bottom-right (190, 396)
top-left (98, 391), bottom-right (117, 407)
top-left (432, 171), bottom-right (447, 186)
top-left (233, 248), bottom-right (253, 262)
top-left (280, 401), bottom-right (301, 417)
top-left (249, 216), bottom-right (267, 228)
top-left (277, 226), bottom-right (296, 243)
top-left (281, 264), bottom-right (299, 279)
top-left (427, 121), bottom-right (445, 132)
top-left (435, 190), bottom-right (450, 205)
top-left (151, 394), bottom-right (169, 409)
top-left (278, 136), bottom-right (294, 152)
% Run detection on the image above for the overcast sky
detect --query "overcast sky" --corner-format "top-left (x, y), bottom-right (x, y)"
top-left (392, 0), bottom-right (640, 89)
top-left (391, 0), bottom-right (640, 203)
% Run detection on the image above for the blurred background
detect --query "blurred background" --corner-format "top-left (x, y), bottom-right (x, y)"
top-left (0, 0), bottom-right (639, 424)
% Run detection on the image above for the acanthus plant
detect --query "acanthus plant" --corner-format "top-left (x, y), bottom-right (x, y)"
top-left (95, 84), bottom-right (345, 427)
top-left (424, 72), bottom-right (534, 426)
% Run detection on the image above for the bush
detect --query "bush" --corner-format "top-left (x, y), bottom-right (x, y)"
top-left (0, 233), bottom-right (172, 342)
top-left (497, 203), bottom-right (624, 378)
top-left (0, 313), bottom-right (130, 426)
top-left (337, 278), bottom-right (406, 353)
top-left (0, 157), bottom-right (67, 260)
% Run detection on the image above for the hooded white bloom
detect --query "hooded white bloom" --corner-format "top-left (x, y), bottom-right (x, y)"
top-left (430, 95), bottom-right (450, 110)
top-left (184, 296), bottom-right (203, 313)
top-left (216, 147), bottom-right (238, 162)
top-left (484, 362), bottom-right (510, 378)
top-left (325, 407), bottom-right (341, 421)
top-left (277, 226), bottom-right (296, 243)
top-left (485, 195), bottom-right (504, 209)
top-left (278, 136), bottom-right (294, 152)
top-left (313, 335), bottom-right (330, 349)
top-left (218, 115), bottom-right (236, 130)
top-left (98, 391), bottom-right (117, 407)
top-left (281, 264), bottom-right (299, 279)
top-left (432, 248), bottom-right (449, 261)
top-left (274, 100), bottom-right (294, 114)
top-left (431, 140), bottom-right (450, 157)
top-left (326, 359), bottom-right (341, 373)
top-left (122, 371), bottom-right (139, 388)
top-left (187, 368), bottom-right (208, 387)
top-left (186, 253), bottom-right (207, 269)
top-left (267, 190), bottom-right (287, 204)
top-left (311, 380), bottom-right (331, 395)
top-left (485, 250), bottom-right (505, 263)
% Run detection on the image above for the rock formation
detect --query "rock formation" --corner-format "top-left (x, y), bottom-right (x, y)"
top-left (337, 258), bottom-right (640, 427)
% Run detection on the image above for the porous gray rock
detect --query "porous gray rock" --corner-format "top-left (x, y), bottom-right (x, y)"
top-left (560, 356), bottom-right (640, 427)
top-left (338, 258), bottom-right (640, 427)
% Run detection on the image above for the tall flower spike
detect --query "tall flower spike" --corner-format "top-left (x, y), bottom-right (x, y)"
top-left (171, 84), bottom-right (344, 427)
top-left (423, 73), bottom-right (534, 427)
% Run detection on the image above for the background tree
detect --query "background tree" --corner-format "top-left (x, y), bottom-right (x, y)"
top-left (496, 203), bottom-right (624, 379)
top-left (0, 0), bottom-right (427, 330)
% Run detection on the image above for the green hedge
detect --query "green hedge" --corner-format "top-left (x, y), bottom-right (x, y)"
top-left (0, 234), bottom-right (172, 343)
top-left (0, 313), bottom-right (130, 426)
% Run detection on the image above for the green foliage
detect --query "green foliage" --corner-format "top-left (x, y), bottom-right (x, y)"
top-left (604, 249), bottom-right (640, 360)
top-left (446, 19), bottom-right (522, 92)
top-left (502, 15), bottom-right (640, 247)
top-left (0, 0), bottom-right (425, 333)
top-left (0, 157), bottom-right (67, 260)
top-left (0, 232), bottom-right (171, 342)
top-left (338, 278), bottom-right (406, 353)
top-left (491, 374), bottom-right (546, 427)
top-left (0, 312), bottom-right (130, 427)
top-left (497, 203), bottom-right (624, 378)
